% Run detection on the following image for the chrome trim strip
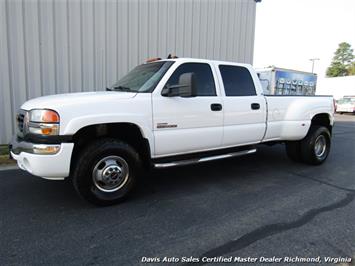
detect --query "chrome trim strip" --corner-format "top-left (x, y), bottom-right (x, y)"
top-left (154, 148), bottom-right (257, 168)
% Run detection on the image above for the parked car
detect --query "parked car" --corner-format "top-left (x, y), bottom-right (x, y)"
top-left (10, 58), bottom-right (334, 205)
top-left (336, 96), bottom-right (355, 114)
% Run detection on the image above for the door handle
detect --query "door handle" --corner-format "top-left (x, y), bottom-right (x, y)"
top-left (251, 103), bottom-right (260, 110)
top-left (211, 103), bottom-right (222, 111)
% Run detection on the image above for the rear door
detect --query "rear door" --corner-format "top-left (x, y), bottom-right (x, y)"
top-left (152, 62), bottom-right (223, 157)
top-left (216, 64), bottom-right (267, 147)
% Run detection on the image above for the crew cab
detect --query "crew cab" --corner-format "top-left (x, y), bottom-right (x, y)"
top-left (10, 58), bottom-right (335, 205)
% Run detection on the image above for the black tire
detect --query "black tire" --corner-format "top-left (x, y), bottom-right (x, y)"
top-left (72, 138), bottom-right (141, 206)
top-left (300, 126), bottom-right (331, 165)
top-left (285, 141), bottom-right (302, 162)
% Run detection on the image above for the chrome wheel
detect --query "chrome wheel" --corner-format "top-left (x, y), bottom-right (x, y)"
top-left (92, 156), bottom-right (129, 192)
top-left (314, 135), bottom-right (327, 158)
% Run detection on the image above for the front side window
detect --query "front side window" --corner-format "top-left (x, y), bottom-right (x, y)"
top-left (165, 63), bottom-right (216, 96)
top-left (110, 61), bottom-right (174, 93)
top-left (219, 65), bottom-right (256, 96)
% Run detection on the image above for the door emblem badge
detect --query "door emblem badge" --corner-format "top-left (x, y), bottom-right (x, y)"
top-left (157, 123), bottom-right (178, 129)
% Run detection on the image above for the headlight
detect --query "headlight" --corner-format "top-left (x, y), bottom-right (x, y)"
top-left (28, 109), bottom-right (60, 135)
top-left (29, 109), bottom-right (60, 123)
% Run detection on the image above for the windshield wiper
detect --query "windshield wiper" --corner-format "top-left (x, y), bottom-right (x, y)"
top-left (112, 86), bottom-right (133, 92)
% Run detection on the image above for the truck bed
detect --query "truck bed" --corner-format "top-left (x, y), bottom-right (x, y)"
top-left (263, 95), bottom-right (334, 142)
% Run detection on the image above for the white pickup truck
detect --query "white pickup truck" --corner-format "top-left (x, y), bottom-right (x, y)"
top-left (10, 58), bottom-right (335, 205)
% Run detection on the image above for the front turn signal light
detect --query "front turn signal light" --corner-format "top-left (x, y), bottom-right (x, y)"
top-left (28, 123), bottom-right (60, 136)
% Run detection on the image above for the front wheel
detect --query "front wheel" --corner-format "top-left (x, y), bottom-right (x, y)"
top-left (72, 139), bottom-right (141, 206)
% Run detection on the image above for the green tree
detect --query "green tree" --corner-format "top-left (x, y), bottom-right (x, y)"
top-left (348, 62), bottom-right (355, 76)
top-left (326, 42), bottom-right (354, 77)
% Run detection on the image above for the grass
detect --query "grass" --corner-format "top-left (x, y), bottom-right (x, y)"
top-left (0, 145), bottom-right (15, 165)
top-left (0, 154), bottom-right (14, 165)
top-left (0, 145), bottom-right (9, 155)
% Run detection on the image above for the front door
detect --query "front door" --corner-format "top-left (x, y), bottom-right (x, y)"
top-left (152, 62), bottom-right (223, 157)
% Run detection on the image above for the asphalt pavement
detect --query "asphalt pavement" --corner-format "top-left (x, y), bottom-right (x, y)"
top-left (0, 114), bottom-right (354, 265)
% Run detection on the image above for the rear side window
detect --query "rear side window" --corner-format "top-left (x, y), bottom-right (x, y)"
top-left (219, 65), bottom-right (256, 96)
top-left (165, 63), bottom-right (216, 96)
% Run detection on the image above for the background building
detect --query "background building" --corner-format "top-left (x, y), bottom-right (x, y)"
top-left (316, 76), bottom-right (355, 100)
top-left (0, 0), bottom-right (257, 144)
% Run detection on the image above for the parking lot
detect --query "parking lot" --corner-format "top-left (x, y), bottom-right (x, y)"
top-left (1, 114), bottom-right (354, 265)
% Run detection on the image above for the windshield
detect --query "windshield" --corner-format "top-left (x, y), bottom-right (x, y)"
top-left (110, 61), bottom-right (174, 93)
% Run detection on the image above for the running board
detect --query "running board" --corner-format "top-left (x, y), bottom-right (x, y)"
top-left (154, 148), bottom-right (257, 168)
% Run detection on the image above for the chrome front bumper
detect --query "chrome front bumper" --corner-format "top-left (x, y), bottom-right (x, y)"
top-left (10, 136), bottom-right (61, 155)
top-left (10, 136), bottom-right (74, 180)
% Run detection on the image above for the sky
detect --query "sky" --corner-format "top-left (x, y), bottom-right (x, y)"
top-left (253, 0), bottom-right (355, 78)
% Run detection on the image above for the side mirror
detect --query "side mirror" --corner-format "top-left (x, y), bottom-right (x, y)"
top-left (162, 72), bottom-right (196, 97)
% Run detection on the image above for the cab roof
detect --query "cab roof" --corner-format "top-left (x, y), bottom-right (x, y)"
top-left (148, 57), bottom-right (253, 68)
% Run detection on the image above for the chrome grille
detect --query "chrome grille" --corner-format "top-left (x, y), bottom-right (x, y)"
top-left (17, 113), bottom-right (25, 133)
top-left (16, 110), bottom-right (28, 137)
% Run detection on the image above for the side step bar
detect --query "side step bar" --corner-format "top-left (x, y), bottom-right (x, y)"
top-left (154, 148), bottom-right (257, 168)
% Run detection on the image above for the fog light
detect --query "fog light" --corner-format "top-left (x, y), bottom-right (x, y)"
top-left (32, 144), bottom-right (60, 155)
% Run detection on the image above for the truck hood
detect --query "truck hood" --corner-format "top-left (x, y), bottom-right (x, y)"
top-left (21, 91), bottom-right (137, 111)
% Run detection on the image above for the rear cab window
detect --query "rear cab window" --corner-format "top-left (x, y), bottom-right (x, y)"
top-left (219, 65), bottom-right (256, 96)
